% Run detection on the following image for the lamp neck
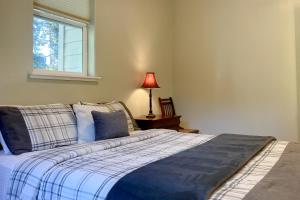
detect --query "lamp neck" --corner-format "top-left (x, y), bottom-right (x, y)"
top-left (149, 88), bottom-right (153, 114)
top-left (146, 88), bottom-right (155, 118)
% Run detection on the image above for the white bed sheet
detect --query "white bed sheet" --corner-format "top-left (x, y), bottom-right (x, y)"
top-left (0, 150), bottom-right (39, 200)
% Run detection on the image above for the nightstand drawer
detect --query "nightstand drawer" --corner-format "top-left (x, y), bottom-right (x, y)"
top-left (152, 117), bottom-right (180, 128)
top-left (135, 115), bottom-right (181, 130)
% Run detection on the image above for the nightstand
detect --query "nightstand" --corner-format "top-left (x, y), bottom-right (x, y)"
top-left (134, 115), bottom-right (199, 133)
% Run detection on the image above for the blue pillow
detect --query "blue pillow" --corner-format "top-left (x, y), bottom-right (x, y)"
top-left (91, 110), bottom-right (129, 140)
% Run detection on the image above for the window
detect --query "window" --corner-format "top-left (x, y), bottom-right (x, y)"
top-left (32, 9), bottom-right (88, 77)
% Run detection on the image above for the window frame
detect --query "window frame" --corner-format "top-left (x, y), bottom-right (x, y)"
top-left (32, 8), bottom-right (88, 77)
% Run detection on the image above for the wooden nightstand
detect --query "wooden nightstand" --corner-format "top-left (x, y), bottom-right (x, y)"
top-left (135, 115), bottom-right (181, 130)
top-left (134, 115), bottom-right (199, 133)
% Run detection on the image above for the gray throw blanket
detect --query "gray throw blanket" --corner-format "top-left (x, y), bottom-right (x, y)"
top-left (107, 134), bottom-right (275, 200)
top-left (243, 142), bottom-right (300, 200)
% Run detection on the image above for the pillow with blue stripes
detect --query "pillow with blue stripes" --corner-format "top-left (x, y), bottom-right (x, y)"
top-left (0, 104), bottom-right (77, 155)
top-left (80, 101), bottom-right (139, 131)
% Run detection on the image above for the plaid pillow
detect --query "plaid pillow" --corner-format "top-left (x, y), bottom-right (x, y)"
top-left (80, 101), bottom-right (139, 132)
top-left (0, 104), bottom-right (77, 154)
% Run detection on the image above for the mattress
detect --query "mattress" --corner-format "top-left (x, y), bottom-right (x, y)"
top-left (0, 150), bottom-right (40, 200)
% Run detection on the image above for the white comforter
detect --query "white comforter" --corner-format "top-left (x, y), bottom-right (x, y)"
top-left (0, 150), bottom-right (42, 200)
top-left (2, 129), bottom-right (287, 200)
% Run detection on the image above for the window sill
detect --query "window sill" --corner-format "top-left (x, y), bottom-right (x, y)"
top-left (29, 73), bottom-right (102, 82)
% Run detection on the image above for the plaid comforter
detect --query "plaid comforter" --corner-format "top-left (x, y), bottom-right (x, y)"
top-left (7, 129), bottom-right (287, 200)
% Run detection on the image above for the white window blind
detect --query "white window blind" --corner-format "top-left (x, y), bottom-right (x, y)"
top-left (34, 0), bottom-right (90, 21)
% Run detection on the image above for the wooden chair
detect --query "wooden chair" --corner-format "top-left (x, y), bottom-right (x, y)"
top-left (159, 97), bottom-right (176, 117)
top-left (158, 97), bottom-right (199, 133)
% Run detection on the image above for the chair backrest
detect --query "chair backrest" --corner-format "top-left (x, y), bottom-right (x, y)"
top-left (158, 97), bottom-right (176, 117)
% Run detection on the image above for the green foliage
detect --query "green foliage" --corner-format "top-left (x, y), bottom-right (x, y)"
top-left (33, 17), bottom-right (59, 70)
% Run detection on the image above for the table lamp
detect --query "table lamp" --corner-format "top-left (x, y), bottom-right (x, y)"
top-left (141, 72), bottom-right (160, 118)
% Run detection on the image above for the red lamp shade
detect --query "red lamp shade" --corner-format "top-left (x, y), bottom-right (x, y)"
top-left (141, 72), bottom-right (160, 88)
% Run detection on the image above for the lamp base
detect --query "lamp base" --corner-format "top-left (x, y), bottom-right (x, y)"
top-left (146, 113), bottom-right (156, 118)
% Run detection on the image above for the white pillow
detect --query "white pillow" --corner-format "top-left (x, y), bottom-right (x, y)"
top-left (0, 131), bottom-right (12, 155)
top-left (73, 104), bottom-right (111, 143)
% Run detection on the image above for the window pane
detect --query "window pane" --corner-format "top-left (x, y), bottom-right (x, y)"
top-left (33, 16), bottom-right (83, 73)
top-left (63, 25), bottom-right (83, 73)
top-left (33, 17), bottom-right (59, 70)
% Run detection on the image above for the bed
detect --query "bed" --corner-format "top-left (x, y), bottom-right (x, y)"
top-left (0, 103), bottom-right (299, 200)
top-left (0, 129), bottom-right (295, 200)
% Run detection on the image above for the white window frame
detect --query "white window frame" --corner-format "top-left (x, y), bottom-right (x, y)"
top-left (32, 8), bottom-right (89, 78)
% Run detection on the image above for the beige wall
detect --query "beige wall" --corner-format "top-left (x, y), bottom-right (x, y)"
top-left (174, 0), bottom-right (299, 141)
top-left (94, 0), bottom-right (173, 116)
top-left (1, 0), bottom-right (299, 141)
top-left (294, 1), bottom-right (300, 142)
top-left (0, 0), bottom-right (173, 116)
